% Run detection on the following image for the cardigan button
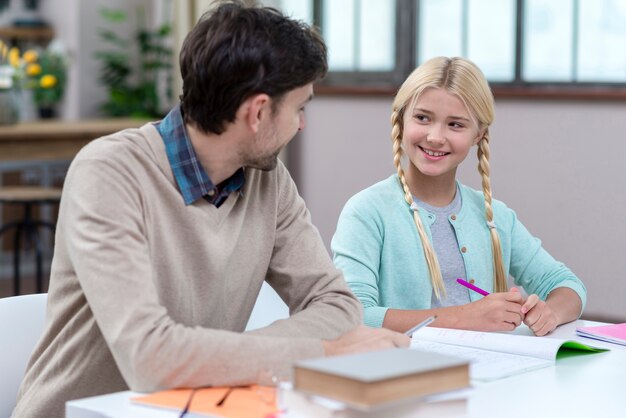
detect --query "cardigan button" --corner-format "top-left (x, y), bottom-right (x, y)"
top-left (450, 214), bottom-right (457, 220)
top-left (207, 189), bottom-right (216, 197)
top-left (461, 246), bottom-right (467, 253)
top-left (469, 279), bottom-right (475, 284)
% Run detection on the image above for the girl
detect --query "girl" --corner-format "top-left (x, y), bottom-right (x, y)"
top-left (331, 57), bottom-right (586, 336)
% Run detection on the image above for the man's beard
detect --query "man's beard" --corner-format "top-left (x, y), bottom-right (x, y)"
top-left (244, 124), bottom-right (293, 171)
top-left (244, 151), bottom-right (280, 171)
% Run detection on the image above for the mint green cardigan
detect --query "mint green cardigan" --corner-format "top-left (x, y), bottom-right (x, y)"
top-left (331, 175), bottom-right (587, 328)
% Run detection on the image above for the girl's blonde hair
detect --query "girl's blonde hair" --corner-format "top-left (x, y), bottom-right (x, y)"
top-left (391, 56), bottom-right (507, 298)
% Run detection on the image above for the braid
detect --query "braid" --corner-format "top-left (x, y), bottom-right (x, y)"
top-left (477, 133), bottom-right (507, 292)
top-left (391, 110), bottom-right (446, 299)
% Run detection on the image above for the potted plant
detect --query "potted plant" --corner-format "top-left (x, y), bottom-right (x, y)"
top-left (29, 49), bottom-right (67, 118)
top-left (0, 40), bottom-right (38, 124)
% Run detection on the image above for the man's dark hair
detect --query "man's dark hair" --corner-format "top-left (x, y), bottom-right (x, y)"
top-left (179, 1), bottom-right (328, 135)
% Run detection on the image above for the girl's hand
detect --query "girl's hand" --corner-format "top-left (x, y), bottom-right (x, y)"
top-left (459, 288), bottom-right (525, 331)
top-left (521, 294), bottom-right (559, 336)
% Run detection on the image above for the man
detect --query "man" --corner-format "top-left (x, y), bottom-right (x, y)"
top-left (13, 2), bottom-right (407, 417)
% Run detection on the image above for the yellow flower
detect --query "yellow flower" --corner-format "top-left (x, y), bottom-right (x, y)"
top-left (40, 74), bottom-right (57, 89)
top-left (8, 47), bottom-right (20, 68)
top-left (23, 50), bottom-right (38, 63)
top-left (0, 43), bottom-right (7, 62)
top-left (26, 63), bottom-right (42, 76)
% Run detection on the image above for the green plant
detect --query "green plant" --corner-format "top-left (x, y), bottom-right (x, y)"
top-left (31, 50), bottom-right (67, 108)
top-left (95, 7), bottom-right (173, 118)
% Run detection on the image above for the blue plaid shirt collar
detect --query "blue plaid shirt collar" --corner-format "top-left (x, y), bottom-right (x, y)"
top-left (155, 105), bottom-right (245, 206)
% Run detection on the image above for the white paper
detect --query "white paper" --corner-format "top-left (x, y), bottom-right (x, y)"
top-left (413, 327), bottom-right (567, 360)
top-left (410, 327), bottom-right (568, 381)
top-left (411, 340), bottom-right (551, 381)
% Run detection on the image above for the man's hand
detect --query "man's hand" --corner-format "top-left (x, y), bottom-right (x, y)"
top-left (322, 325), bottom-right (409, 357)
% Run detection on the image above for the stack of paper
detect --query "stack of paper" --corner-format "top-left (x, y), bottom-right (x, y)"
top-left (282, 386), bottom-right (469, 418)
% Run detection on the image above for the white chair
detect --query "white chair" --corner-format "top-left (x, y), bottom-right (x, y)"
top-left (0, 293), bottom-right (47, 417)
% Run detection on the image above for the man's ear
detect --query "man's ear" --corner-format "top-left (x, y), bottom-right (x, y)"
top-left (237, 93), bottom-right (271, 134)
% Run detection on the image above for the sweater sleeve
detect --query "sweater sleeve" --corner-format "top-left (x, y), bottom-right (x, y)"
top-left (250, 163), bottom-right (362, 339)
top-left (63, 158), bottom-right (330, 392)
top-left (331, 193), bottom-right (389, 328)
top-left (506, 209), bottom-right (587, 314)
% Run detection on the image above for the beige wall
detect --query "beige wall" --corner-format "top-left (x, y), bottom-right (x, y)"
top-left (293, 95), bottom-right (626, 322)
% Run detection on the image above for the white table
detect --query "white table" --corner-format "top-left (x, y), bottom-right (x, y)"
top-left (66, 320), bottom-right (626, 418)
top-left (469, 320), bottom-right (626, 418)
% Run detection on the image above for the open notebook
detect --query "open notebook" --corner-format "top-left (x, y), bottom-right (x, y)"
top-left (411, 327), bottom-right (608, 381)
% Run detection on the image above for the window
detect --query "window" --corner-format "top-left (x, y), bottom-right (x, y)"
top-left (272, 0), bottom-right (626, 97)
top-left (523, 0), bottom-right (575, 82)
top-left (324, 0), bottom-right (395, 72)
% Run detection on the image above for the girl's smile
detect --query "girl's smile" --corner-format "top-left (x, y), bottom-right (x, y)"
top-left (419, 146), bottom-right (450, 160)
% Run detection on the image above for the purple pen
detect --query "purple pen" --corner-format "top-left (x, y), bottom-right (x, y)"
top-left (456, 278), bottom-right (490, 296)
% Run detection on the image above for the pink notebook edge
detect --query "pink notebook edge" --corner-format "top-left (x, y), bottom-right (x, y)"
top-left (577, 323), bottom-right (626, 339)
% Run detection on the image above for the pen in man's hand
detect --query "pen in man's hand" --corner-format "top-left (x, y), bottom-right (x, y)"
top-left (404, 315), bottom-right (437, 337)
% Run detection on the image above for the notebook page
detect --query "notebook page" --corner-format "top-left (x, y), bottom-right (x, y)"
top-left (411, 340), bottom-right (551, 381)
top-left (412, 327), bottom-right (565, 361)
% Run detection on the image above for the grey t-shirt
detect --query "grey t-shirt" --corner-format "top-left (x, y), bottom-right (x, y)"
top-left (413, 188), bottom-right (471, 308)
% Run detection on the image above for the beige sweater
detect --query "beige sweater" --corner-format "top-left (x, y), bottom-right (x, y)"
top-left (13, 124), bottom-right (361, 418)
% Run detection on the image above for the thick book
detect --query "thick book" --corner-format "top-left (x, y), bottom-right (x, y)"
top-left (576, 323), bottom-right (626, 346)
top-left (411, 327), bottom-right (609, 381)
top-left (293, 348), bottom-right (469, 408)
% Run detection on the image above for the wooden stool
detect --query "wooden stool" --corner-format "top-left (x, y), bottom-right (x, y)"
top-left (0, 186), bottom-right (62, 295)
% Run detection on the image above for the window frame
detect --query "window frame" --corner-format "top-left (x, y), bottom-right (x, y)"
top-left (313, 0), bottom-right (626, 100)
